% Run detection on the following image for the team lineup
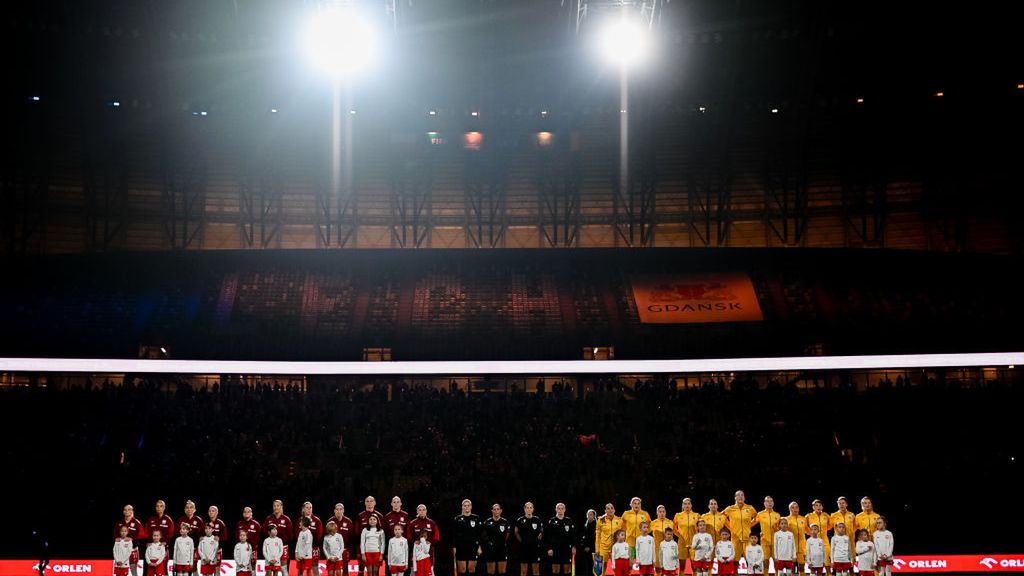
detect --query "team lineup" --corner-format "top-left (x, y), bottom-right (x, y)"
top-left (111, 493), bottom-right (894, 576)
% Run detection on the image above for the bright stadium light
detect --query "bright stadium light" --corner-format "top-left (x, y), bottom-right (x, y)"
top-left (305, 9), bottom-right (376, 76)
top-left (599, 19), bottom-right (651, 66)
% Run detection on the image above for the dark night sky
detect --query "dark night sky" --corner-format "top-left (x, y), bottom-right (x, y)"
top-left (7, 0), bottom-right (1021, 113)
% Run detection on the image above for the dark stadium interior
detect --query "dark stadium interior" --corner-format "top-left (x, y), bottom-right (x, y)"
top-left (1, 249), bottom-right (1022, 361)
top-left (3, 376), bottom-right (1022, 561)
top-left (4, 0), bottom-right (1024, 569)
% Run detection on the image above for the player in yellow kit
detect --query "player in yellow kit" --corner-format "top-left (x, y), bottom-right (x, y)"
top-left (786, 502), bottom-right (808, 568)
top-left (596, 503), bottom-right (623, 575)
top-left (854, 498), bottom-right (880, 539)
top-left (650, 506), bottom-right (675, 576)
top-left (622, 498), bottom-right (652, 560)
top-left (673, 499), bottom-right (700, 570)
top-left (701, 500), bottom-right (727, 546)
top-left (806, 500), bottom-right (832, 573)
top-left (830, 498), bottom-right (855, 560)
top-left (722, 491), bottom-right (757, 559)
top-left (755, 496), bottom-right (781, 562)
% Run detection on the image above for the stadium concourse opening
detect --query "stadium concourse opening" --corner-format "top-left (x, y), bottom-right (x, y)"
top-left (4, 0), bottom-right (1024, 573)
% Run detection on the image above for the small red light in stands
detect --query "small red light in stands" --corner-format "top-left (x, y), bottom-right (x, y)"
top-left (856, 98), bottom-right (864, 104)
top-left (463, 131), bottom-right (483, 151)
top-left (935, 92), bottom-right (944, 97)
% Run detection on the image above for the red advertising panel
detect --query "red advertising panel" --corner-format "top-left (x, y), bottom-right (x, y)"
top-left (3, 557), bottom-right (1024, 576)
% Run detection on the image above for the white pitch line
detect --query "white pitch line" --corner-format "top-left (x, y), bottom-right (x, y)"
top-left (0, 352), bottom-right (1021, 375)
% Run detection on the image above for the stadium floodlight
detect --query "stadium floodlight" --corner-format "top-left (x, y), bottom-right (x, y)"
top-left (305, 8), bottom-right (376, 76)
top-left (598, 19), bottom-right (651, 67)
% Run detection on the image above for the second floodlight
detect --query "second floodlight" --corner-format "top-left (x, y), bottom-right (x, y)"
top-left (306, 9), bottom-right (376, 76)
top-left (599, 19), bottom-right (651, 67)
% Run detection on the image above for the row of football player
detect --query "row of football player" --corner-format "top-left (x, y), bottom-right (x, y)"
top-left (112, 494), bottom-right (890, 576)
top-left (114, 513), bottom-right (895, 576)
top-left (602, 515), bottom-right (894, 576)
top-left (589, 495), bottom-right (889, 570)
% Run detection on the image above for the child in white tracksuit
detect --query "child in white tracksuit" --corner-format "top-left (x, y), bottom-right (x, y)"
top-left (412, 532), bottom-right (433, 576)
top-left (611, 532), bottom-right (631, 576)
top-left (234, 531), bottom-right (254, 576)
top-left (659, 530), bottom-right (680, 576)
top-left (830, 524), bottom-right (853, 576)
top-left (263, 526), bottom-right (285, 575)
top-left (773, 522), bottom-right (796, 576)
top-left (855, 530), bottom-right (876, 576)
top-left (296, 521), bottom-right (314, 576)
top-left (805, 525), bottom-right (826, 575)
top-left (114, 527), bottom-right (134, 576)
top-left (714, 530), bottom-right (736, 576)
top-left (744, 534), bottom-right (765, 576)
top-left (873, 518), bottom-right (894, 576)
top-left (690, 522), bottom-right (714, 576)
top-left (323, 523), bottom-right (346, 576)
top-left (388, 526), bottom-right (410, 576)
top-left (361, 517), bottom-right (386, 576)
top-left (146, 535), bottom-right (168, 576)
top-left (197, 526), bottom-right (219, 576)
top-left (173, 524), bottom-right (195, 576)
top-left (635, 524), bottom-right (656, 576)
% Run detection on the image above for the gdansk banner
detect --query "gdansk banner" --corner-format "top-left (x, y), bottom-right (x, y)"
top-left (630, 273), bottom-right (764, 324)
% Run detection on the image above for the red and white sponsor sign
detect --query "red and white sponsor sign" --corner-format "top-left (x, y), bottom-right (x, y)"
top-left (601, 556), bottom-right (1024, 576)
top-left (889, 556), bottom-right (1024, 572)
top-left (0, 562), bottom-right (105, 576)
top-left (4, 557), bottom-right (1024, 576)
top-left (0, 561), bottom-right (368, 576)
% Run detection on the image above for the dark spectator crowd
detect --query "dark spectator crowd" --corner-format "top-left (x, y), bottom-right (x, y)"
top-left (0, 374), bottom-right (1020, 562)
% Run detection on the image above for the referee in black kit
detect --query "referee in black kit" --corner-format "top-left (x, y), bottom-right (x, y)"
top-left (546, 503), bottom-right (575, 576)
top-left (452, 500), bottom-right (482, 576)
top-left (481, 504), bottom-right (512, 576)
top-left (515, 502), bottom-right (544, 576)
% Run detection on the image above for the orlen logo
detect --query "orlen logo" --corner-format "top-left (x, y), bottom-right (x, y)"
top-left (31, 564), bottom-right (93, 573)
top-left (980, 558), bottom-right (1024, 569)
top-left (908, 560), bottom-right (947, 569)
top-left (893, 559), bottom-right (907, 571)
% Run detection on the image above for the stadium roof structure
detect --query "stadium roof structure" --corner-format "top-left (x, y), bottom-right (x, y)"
top-left (4, 0), bottom-right (1022, 254)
